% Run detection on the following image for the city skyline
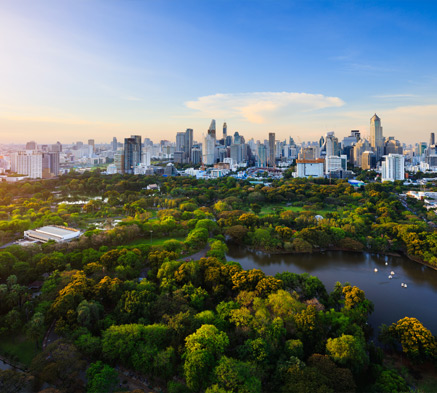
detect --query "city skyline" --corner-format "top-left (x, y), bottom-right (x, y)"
top-left (1, 1), bottom-right (437, 143)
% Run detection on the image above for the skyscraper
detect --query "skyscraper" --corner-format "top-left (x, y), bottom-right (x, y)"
top-left (176, 132), bottom-right (185, 153)
top-left (25, 141), bottom-right (37, 150)
top-left (370, 114), bottom-right (384, 161)
top-left (430, 132), bottom-right (435, 146)
top-left (208, 119), bottom-right (216, 139)
top-left (184, 128), bottom-right (193, 161)
top-left (124, 135), bottom-right (142, 174)
top-left (88, 139), bottom-right (95, 152)
top-left (268, 132), bottom-right (276, 167)
top-left (223, 122), bottom-right (227, 140)
top-left (112, 137), bottom-right (118, 151)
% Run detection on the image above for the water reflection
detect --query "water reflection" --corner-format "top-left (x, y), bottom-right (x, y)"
top-left (226, 245), bottom-right (437, 334)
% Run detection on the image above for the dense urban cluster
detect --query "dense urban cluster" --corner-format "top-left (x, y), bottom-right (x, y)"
top-left (2, 115), bottom-right (437, 184)
top-left (0, 172), bottom-right (436, 392)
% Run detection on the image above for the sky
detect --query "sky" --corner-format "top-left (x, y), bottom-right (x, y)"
top-left (1, 0), bottom-right (437, 145)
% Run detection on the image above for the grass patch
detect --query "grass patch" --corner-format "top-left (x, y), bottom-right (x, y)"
top-left (259, 203), bottom-right (334, 216)
top-left (0, 334), bottom-right (39, 366)
top-left (128, 236), bottom-right (186, 247)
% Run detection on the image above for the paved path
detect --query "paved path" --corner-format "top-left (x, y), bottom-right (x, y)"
top-left (180, 244), bottom-right (210, 261)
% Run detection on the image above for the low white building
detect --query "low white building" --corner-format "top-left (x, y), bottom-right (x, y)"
top-left (24, 226), bottom-right (81, 243)
top-left (295, 159), bottom-right (325, 178)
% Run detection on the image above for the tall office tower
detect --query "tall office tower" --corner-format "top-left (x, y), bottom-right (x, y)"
top-left (381, 154), bottom-right (405, 182)
top-left (88, 139), bottom-right (95, 152)
top-left (124, 135), bottom-right (142, 174)
top-left (225, 135), bottom-right (233, 147)
top-left (223, 122), bottom-right (227, 140)
top-left (233, 132), bottom-right (241, 145)
top-left (268, 132), bottom-right (276, 167)
top-left (26, 141), bottom-right (37, 150)
top-left (112, 137), bottom-right (118, 151)
top-left (176, 132), bottom-right (185, 153)
top-left (353, 138), bottom-right (371, 167)
top-left (351, 130), bottom-right (361, 141)
top-left (184, 128), bottom-right (193, 161)
top-left (361, 151), bottom-right (376, 170)
top-left (430, 132), bottom-right (435, 146)
top-left (76, 141), bottom-right (84, 149)
top-left (370, 114), bottom-right (384, 161)
top-left (144, 138), bottom-right (153, 147)
top-left (325, 132), bottom-right (340, 157)
top-left (384, 137), bottom-right (403, 155)
top-left (230, 144), bottom-right (242, 164)
top-left (208, 119), bottom-right (216, 138)
top-left (257, 144), bottom-right (267, 167)
top-left (319, 136), bottom-right (325, 148)
top-left (42, 152), bottom-right (60, 178)
top-left (191, 147), bottom-right (202, 165)
top-left (203, 133), bottom-right (216, 165)
top-left (51, 141), bottom-right (62, 152)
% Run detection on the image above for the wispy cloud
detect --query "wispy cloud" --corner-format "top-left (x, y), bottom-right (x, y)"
top-left (373, 94), bottom-right (418, 98)
top-left (185, 92), bottom-right (345, 123)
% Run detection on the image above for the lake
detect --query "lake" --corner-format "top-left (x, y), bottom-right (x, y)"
top-left (226, 245), bottom-right (437, 335)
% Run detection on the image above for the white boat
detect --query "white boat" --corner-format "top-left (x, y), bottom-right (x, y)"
top-left (374, 268), bottom-right (378, 272)
top-left (401, 283), bottom-right (405, 287)
top-left (404, 283), bottom-right (408, 288)
top-left (385, 262), bottom-right (388, 266)
top-left (390, 271), bottom-right (395, 275)
top-left (388, 275), bottom-right (392, 279)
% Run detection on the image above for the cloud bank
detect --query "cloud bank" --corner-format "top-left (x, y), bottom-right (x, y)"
top-left (185, 92), bottom-right (345, 123)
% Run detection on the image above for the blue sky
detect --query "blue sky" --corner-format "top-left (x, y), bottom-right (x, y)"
top-left (1, 0), bottom-right (437, 144)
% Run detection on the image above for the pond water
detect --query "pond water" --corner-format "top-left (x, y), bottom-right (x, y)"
top-left (226, 245), bottom-right (437, 334)
top-left (0, 359), bottom-right (12, 370)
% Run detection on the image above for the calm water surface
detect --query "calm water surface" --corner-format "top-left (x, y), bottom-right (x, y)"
top-left (226, 245), bottom-right (437, 334)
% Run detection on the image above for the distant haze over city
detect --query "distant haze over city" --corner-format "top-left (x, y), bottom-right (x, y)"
top-left (1, 0), bottom-right (437, 144)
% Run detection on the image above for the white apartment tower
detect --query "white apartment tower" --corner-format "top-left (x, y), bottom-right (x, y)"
top-left (381, 154), bottom-right (405, 182)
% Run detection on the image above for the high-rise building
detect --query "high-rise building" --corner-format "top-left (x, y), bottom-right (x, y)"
top-left (88, 139), bottom-right (95, 152)
top-left (208, 119), bottom-right (216, 139)
top-left (114, 153), bottom-right (125, 174)
top-left (361, 151), bottom-right (376, 170)
top-left (26, 141), bottom-right (37, 150)
top-left (112, 137), bottom-right (118, 151)
top-left (381, 154), bottom-right (405, 182)
top-left (430, 132), bottom-right (435, 146)
top-left (325, 132), bottom-right (340, 157)
top-left (124, 135), bottom-right (142, 174)
top-left (223, 122), bottom-right (227, 140)
top-left (268, 132), bottom-right (276, 167)
top-left (257, 144), bottom-right (267, 167)
top-left (353, 139), bottom-right (371, 167)
top-left (184, 128), bottom-right (193, 161)
top-left (370, 114), bottom-right (384, 161)
top-left (203, 133), bottom-right (216, 165)
top-left (11, 151), bottom-right (43, 178)
top-left (176, 132), bottom-right (185, 153)
top-left (384, 137), bottom-right (403, 155)
top-left (51, 142), bottom-right (62, 152)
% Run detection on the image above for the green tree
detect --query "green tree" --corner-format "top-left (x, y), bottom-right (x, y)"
top-left (86, 361), bottom-right (118, 393)
top-left (326, 334), bottom-right (368, 373)
top-left (388, 317), bottom-right (437, 362)
top-left (211, 356), bottom-right (261, 393)
top-left (184, 324), bottom-right (229, 391)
